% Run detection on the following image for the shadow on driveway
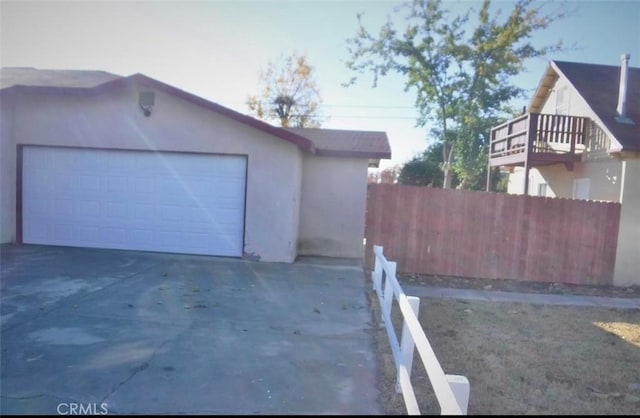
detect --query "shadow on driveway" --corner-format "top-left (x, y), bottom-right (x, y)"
top-left (1, 244), bottom-right (382, 415)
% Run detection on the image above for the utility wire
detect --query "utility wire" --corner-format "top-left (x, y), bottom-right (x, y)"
top-left (223, 101), bottom-right (417, 110)
top-left (320, 115), bottom-right (418, 120)
top-left (222, 102), bottom-right (420, 120)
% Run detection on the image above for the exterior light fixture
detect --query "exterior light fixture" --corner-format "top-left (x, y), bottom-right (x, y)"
top-left (139, 91), bottom-right (155, 117)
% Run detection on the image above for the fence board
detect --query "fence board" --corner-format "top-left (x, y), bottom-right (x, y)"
top-left (365, 184), bottom-right (621, 285)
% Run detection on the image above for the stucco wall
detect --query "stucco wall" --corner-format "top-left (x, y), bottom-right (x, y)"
top-left (569, 159), bottom-right (624, 202)
top-left (539, 165), bottom-right (576, 198)
top-left (292, 150), bottom-right (303, 258)
top-left (614, 159), bottom-right (640, 286)
top-left (507, 167), bottom-right (562, 196)
top-left (1, 91), bottom-right (16, 243)
top-left (298, 155), bottom-right (368, 259)
top-left (3, 84), bottom-right (304, 262)
top-left (507, 166), bottom-right (574, 197)
top-left (509, 160), bottom-right (623, 202)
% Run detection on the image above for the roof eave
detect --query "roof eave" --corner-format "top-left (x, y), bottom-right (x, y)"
top-left (314, 148), bottom-right (392, 159)
top-left (528, 62), bottom-right (559, 113)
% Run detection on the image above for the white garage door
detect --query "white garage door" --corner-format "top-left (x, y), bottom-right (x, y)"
top-left (22, 146), bottom-right (246, 256)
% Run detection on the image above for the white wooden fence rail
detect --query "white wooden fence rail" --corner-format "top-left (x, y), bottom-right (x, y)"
top-left (371, 245), bottom-right (470, 415)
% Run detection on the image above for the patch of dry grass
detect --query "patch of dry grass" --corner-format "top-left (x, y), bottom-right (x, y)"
top-left (371, 292), bottom-right (640, 415)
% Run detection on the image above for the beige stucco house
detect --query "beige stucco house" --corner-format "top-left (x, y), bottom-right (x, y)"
top-left (0, 68), bottom-right (390, 263)
top-left (487, 54), bottom-right (639, 286)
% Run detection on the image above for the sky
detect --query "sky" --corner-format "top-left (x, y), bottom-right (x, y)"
top-left (1, 0), bottom-right (639, 171)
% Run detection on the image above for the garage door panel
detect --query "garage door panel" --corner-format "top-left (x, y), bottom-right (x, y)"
top-left (207, 207), bottom-right (244, 222)
top-left (52, 199), bottom-right (74, 218)
top-left (129, 229), bottom-right (154, 245)
top-left (53, 175), bottom-right (73, 198)
top-left (130, 203), bottom-right (155, 220)
top-left (157, 204), bottom-right (183, 222)
top-left (105, 176), bottom-right (130, 192)
top-left (24, 222), bottom-right (48, 242)
top-left (76, 225), bottom-right (101, 243)
top-left (104, 201), bottom-right (129, 220)
top-left (23, 147), bottom-right (246, 257)
top-left (215, 183), bottom-right (245, 199)
top-left (77, 200), bottom-right (101, 219)
top-left (181, 206), bottom-right (213, 224)
top-left (51, 223), bottom-right (76, 242)
top-left (101, 227), bottom-right (127, 245)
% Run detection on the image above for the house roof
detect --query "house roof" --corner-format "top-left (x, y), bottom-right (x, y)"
top-left (285, 127), bottom-right (391, 159)
top-left (528, 60), bottom-right (640, 152)
top-left (0, 68), bottom-right (391, 161)
top-left (0, 67), bottom-right (121, 89)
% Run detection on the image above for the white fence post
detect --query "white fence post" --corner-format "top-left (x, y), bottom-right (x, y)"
top-left (372, 245), bottom-right (383, 292)
top-left (446, 375), bottom-right (470, 415)
top-left (382, 261), bottom-right (396, 322)
top-left (396, 295), bottom-right (420, 394)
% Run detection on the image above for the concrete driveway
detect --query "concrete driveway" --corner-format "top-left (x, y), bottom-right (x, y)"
top-left (0, 245), bottom-right (382, 415)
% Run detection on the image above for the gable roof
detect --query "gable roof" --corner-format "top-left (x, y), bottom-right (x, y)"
top-left (1, 68), bottom-right (391, 161)
top-left (528, 60), bottom-right (640, 152)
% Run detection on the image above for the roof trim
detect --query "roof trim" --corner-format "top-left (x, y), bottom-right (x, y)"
top-left (528, 63), bottom-right (559, 113)
top-left (315, 148), bottom-right (392, 159)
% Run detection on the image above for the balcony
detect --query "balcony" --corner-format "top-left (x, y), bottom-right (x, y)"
top-left (489, 113), bottom-right (589, 170)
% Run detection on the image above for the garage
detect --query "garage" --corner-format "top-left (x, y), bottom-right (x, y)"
top-left (1, 69), bottom-right (391, 262)
top-left (22, 146), bottom-right (246, 256)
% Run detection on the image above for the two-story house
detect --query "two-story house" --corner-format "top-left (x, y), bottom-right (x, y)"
top-left (487, 54), bottom-right (639, 286)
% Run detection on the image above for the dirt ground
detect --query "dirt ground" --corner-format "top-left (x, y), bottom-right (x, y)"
top-left (370, 274), bottom-right (640, 415)
top-left (398, 273), bottom-right (640, 299)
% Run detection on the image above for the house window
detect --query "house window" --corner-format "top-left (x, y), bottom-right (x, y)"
top-left (537, 183), bottom-right (548, 197)
top-left (573, 178), bottom-right (590, 200)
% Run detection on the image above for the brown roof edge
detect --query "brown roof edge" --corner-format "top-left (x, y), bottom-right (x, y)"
top-left (315, 148), bottom-right (392, 159)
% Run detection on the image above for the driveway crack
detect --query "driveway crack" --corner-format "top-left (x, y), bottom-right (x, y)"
top-left (100, 330), bottom-right (183, 404)
top-left (0, 393), bottom-right (80, 402)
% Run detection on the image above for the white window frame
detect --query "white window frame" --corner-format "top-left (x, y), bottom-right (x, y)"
top-left (537, 183), bottom-right (548, 197)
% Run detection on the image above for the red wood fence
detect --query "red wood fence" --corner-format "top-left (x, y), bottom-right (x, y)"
top-left (365, 184), bottom-right (621, 286)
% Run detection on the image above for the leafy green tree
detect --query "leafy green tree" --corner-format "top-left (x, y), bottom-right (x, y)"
top-left (248, 51), bottom-right (324, 128)
top-left (400, 148), bottom-right (507, 190)
top-left (399, 142), bottom-right (455, 187)
top-left (345, 0), bottom-right (568, 189)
